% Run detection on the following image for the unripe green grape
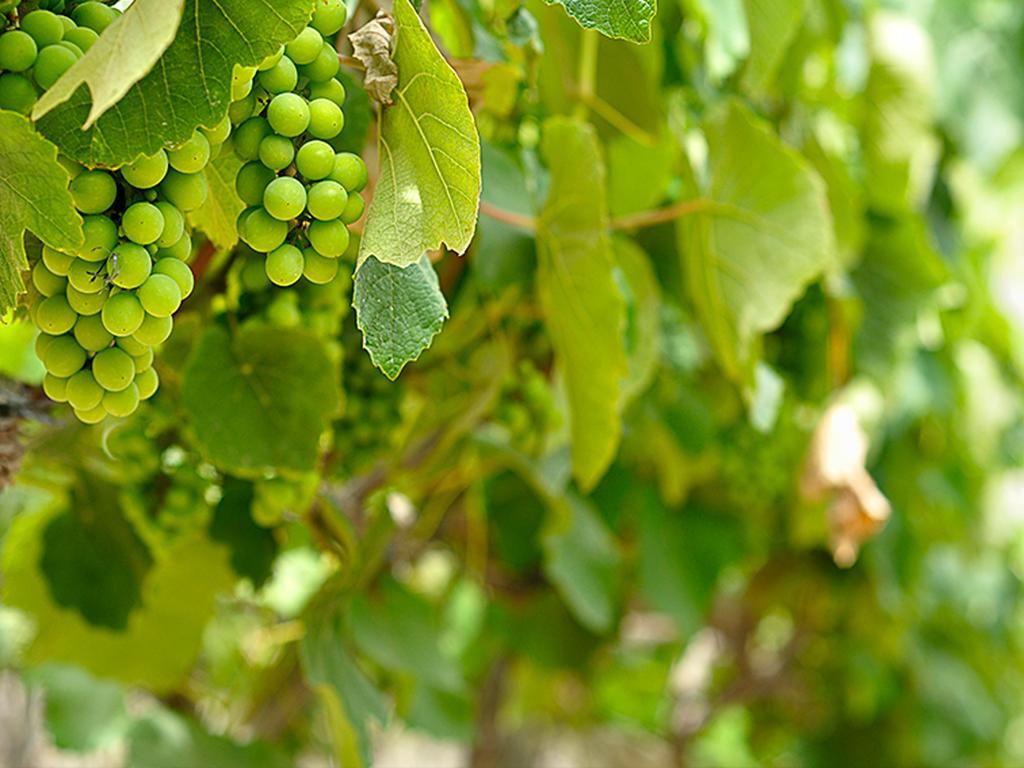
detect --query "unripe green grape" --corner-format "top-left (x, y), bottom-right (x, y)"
top-left (312, 0), bottom-right (348, 36)
top-left (137, 273), bottom-right (181, 317)
top-left (33, 44), bottom-right (76, 89)
top-left (57, 40), bottom-right (83, 58)
top-left (309, 77), bottom-right (346, 106)
top-left (340, 192), bottom-right (364, 224)
top-left (153, 257), bottom-right (194, 299)
top-left (131, 347), bottom-right (154, 373)
top-left (109, 242), bottom-right (152, 289)
top-left (67, 369), bottom-right (104, 410)
top-left (258, 55), bottom-right (298, 94)
top-left (78, 214), bottom-right (119, 262)
top-left (234, 117), bottom-right (271, 161)
top-left (263, 176), bottom-right (307, 221)
top-left (122, 202), bottom-right (165, 245)
top-left (228, 91), bottom-right (256, 124)
top-left (258, 134), bottom-right (295, 171)
top-left (67, 259), bottom-right (104, 293)
top-left (135, 366), bottom-right (159, 400)
top-left (307, 219), bottom-right (350, 258)
top-left (20, 10), bottom-right (63, 47)
top-left (43, 373), bottom-right (68, 403)
top-left (103, 382), bottom-right (140, 417)
top-left (121, 150), bottom-right (168, 189)
top-left (258, 46), bottom-right (285, 71)
top-left (133, 313), bottom-right (173, 346)
top-left (306, 180), bottom-right (347, 220)
top-left (295, 140), bottom-right (335, 180)
top-left (35, 332), bottom-right (56, 362)
top-left (70, 170), bottom-right (117, 214)
top-left (265, 243), bottom-right (303, 286)
top-left (240, 256), bottom-right (271, 291)
top-left (236, 161), bottom-right (276, 206)
top-left (308, 98), bottom-right (344, 139)
top-left (73, 313), bottom-right (113, 352)
top-left (330, 152), bottom-right (368, 192)
top-left (285, 27), bottom-right (323, 66)
top-left (75, 403), bottom-right (108, 424)
top-left (115, 335), bottom-right (148, 356)
top-left (265, 293), bottom-right (302, 327)
top-left (302, 248), bottom-right (339, 284)
top-left (154, 202), bottom-right (185, 248)
top-left (42, 246), bottom-right (75, 276)
top-left (201, 115), bottom-right (232, 146)
top-left (66, 284), bottom-right (107, 314)
top-left (160, 170), bottom-right (208, 211)
top-left (156, 232), bottom-right (192, 262)
top-left (43, 335), bottom-right (87, 377)
top-left (72, 1), bottom-right (119, 33)
top-left (102, 292), bottom-right (145, 336)
top-left (0, 30), bottom-right (38, 72)
top-left (63, 26), bottom-right (98, 52)
top-left (231, 65), bottom-right (257, 101)
top-left (32, 261), bottom-right (66, 297)
top-left (300, 43), bottom-right (340, 84)
top-left (0, 73), bottom-right (37, 114)
top-left (240, 207), bottom-right (289, 252)
top-left (36, 294), bottom-right (77, 335)
top-left (167, 132), bottom-right (211, 174)
top-left (267, 92), bottom-right (310, 137)
top-left (58, 13), bottom-right (75, 34)
top-left (92, 346), bottom-right (135, 391)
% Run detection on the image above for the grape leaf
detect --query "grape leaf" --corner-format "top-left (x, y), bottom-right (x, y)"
top-left (544, 0), bottom-right (656, 42)
top-left (613, 238), bottom-right (660, 403)
top-left (353, 254), bottom-right (448, 379)
top-left (32, 0), bottom-right (186, 127)
top-left (741, 0), bottom-right (806, 94)
top-left (0, 113), bottom-right (83, 314)
top-left (182, 325), bottom-right (340, 473)
top-left (25, 664), bottom-right (129, 752)
top-left (36, 0), bottom-right (312, 167)
top-left (537, 117), bottom-right (628, 492)
top-left (208, 477), bottom-right (277, 587)
top-left (129, 709), bottom-right (291, 768)
top-left (678, 100), bottom-right (834, 383)
top-left (189, 150), bottom-right (244, 250)
top-left (358, 0), bottom-right (481, 269)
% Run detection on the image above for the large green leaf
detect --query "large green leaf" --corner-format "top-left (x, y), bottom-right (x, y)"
top-left (353, 255), bottom-right (448, 379)
top-left (545, 0), bottom-right (656, 42)
top-left (36, 0), bottom-right (312, 167)
top-left (0, 113), bottom-right (82, 314)
top-left (32, 0), bottom-right (186, 127)
top-left (678, 100), bottom-right (834, 383)
top-left (181, 325), bottom-right (340, 474)
top-left (358, 0), bottom-right (481, 268)
top-left (740, 0), bottom-right (806, 93)
top-left (537, 117), bottom-right (628, 491)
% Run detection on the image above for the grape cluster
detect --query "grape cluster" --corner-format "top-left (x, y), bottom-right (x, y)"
top-left (228, 0), bottom-right (367, 288)
top-left (494, 360), bottom-right (561, 455)
top-left (0, 2), bottom-right (118, 114)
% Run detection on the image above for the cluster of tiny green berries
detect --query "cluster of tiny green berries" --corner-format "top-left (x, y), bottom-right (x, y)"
top-left (228, 0), bottom-right (368, 288)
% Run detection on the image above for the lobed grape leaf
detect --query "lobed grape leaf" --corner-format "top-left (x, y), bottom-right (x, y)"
top-left (32, 0), bottom-right (186, 127)
top-left (36, 0), bottom-right (313, 168)
top-left (740, 0), bottom-right (806, 94)
top-left (358, 0), bottom-right (481, 269)
top-left (544, 0), bottom-right (656, 42)
top-left (536, 117), bottom-right (628, 492)
top-left (182, 325), bottom-right (339, 474)
top-left (0, 113), bottom-right (83, 314)
top-left (189, 150), bottom-right (244, 250)
top-left (353, 254), bottom-right (448, 379)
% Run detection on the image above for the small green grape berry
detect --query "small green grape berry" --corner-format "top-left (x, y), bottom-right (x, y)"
top-left (340, 192), bottom-right (365, 224)
top-left (20, 10), bottom-right (64, 47)
top-left (136, 274), bottom-right (182, 317)
top-left (0, 30), bottom-right (38, 72)
top-left (236, 161), bottom-right (276, 207)
top-left (131, 347), bottom-right (154, 373)
top-left (43, 373), bottom-right (69, 403)
top-left (133, 313), bottom-right (173, 346)
top-left (109, 242), bottom-right (152, 289)
top-left (43, 334), bottom-right (87, 378)
top-left (308, 98), bottom-right (344, 139)
top-left (102, 382), bottom-right (140, 417)
top-left (285, 27), bottom-right (323, 66)
top-left (265, 243), bottom-right (304, 286)
top-left (160, 170), bottom-right (208, 211)
top-left (115, 335), bottom-right (149, 356)
top-left (42, 246), bottom-right (75, 276)
top-left (72, 1), bottom-right (119, 33)
top-left (156, 232), bottom-right (192, 262)
top-left (233, 117), bottom-right (271, 161)
top-left (36, 294), bottom-right (77, 335)
top-left (73, 313), bottom-right (114, 352)
top-left (32, 261), bottom-right (66, 297)
top-left (135, 366), bottom-right (159, 400)
top-left (33, 44), bottom-right (77, 89)
top-left (153, 257), bottom-right (194, 299)
top-left (122, 202), bottom-right (166, 246)
top-left (167, 132), bottom-right (211, 174)
top-left (240, 207), bottom-right (289, 253)
top-left (302, 248), bottom-right (339, 284)
top-left (78, 215), bottom-right (119, 262)
top-left (66, 284), bottom-right (107, 315)
top-left (267, 92), bottom-right (310, 137)
top-left (307, 218), bottom-right (349, 258)
top-left (101, 291), bottom-right (145, 336)
top-left (154, 202), bottom-right (185, 249)
top-left (0, 73), bottom-right (37, 114)
top-left (201, 115), bottom-right (232, 146)
top-left (295, 139), bottom-right (335, 180)
top-left (74, 403), bottom-right (108, 424)
top-left (263, 176), bottom-right (307, 221)
top-left (70, 170), bottom-right (117, 214)
top-left (63, 26), bottom-right (98, 52)
top-left (258, 134), bottom-right (296, 171)
top-left (311, 0), bottom-right (348, 36)
top-left (67, 369), bottom-right (104, 411)
top-left (300, 43), bottom-right (340, 84)
top-left (306, 180), bottom-right (347, 220)
top-left (258, 55), bottom-right (298, 94)
top-left (309, 77), bottom-right (346, 106)
top-left (121, 150), bottom-right (168, 189)
top-left (92, 346), bottom-right (135, 391)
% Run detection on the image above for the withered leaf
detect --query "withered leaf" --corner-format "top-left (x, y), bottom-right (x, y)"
top-left (349, 12), bottom-right (398, 105)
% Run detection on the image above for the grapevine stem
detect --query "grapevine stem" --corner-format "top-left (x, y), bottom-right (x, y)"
top-left (575, 29), bottom-right (599, 120)
top-left (609, 198), bottom-right (711, 230)
top-left (337, 54), bottom-right (366, 71)
top-left (579, 93), bottom-right (659, 148)
top-left (478, 201), bottom-right (537, 232)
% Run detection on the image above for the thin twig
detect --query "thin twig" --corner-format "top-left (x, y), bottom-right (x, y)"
top-left (478, 201), bottom-right (536, 232)
top-left (337, 53), bottom-right (366, 72)
top-left (610, 198), bottom-right (710, 231)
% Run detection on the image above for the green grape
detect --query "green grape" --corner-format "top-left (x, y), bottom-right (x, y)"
top-left (231, 65), bottom-right (257, 100)
top-left (167, 131), bottom-right (211, 174)
top-left (135, 366), bottom-right (159, 400)
top-left (306, 180), bottom-right (347, 220)
top-left (67, 258), bottom-right (104, 293)
top-left (66, 284), bottom-right (107, 314)
top-left (201, 115), bottom-right (232, 146)
top-left (92, 346), bottom-right (135, 391)
top-left (330, 152), bottom-right (368, 192)
top-left (78, 214), bottom-right (119, 262)
top-left (240, 207), bottom-right (289, 252)
top-left (137, 274), bottom-right (182, 317)
top-left (57, 40), bottom-right (83, 58)
top-left (340, 192), bottom-right (364, 224)
top-left (0, 73), bottom-right (37, 114)
top-left (154, 202), bottom-right (185, 248)
top-left (103, 382), bottom-right (140, 417)
top-left (156, 232), bottom-right (192, 261)
top-left (75, 403), bottom-right (108, 424)
top-left (295, 139), bottom-right (335, 180)
top-left (300, 43), bottom-right (340, 84)
top-left (0, 30), bottom-right (38, 72)
top-left (308, 219), bottom-right (349, 258)
top-left (72, 1), bottom-right (119, 32)
top-left (42, 373), bottom-right (68, 403)
top-left (302, 248), bottom-right (339, 284)
top-left (122, 202), bottom-right (165, 245)
top-left (102, 291), bottom-right (145, 336)
top-left (258, 55), bottom-right (298, 94)
top-left (133, 312), bottom-right (173, 345)
top-left (236, 161), bottom-right (276, 206)
top-left (267, 93), bottom-right (310, 137)
top-left (58, 156), bottom-right (83, 179)
top-left (240, 256), bottom-right (271, 291)
top-left (308, 98), bottom-right (344, 140)
top-left (131, 347), bottom-right (154, 372)
top-left (67, 369), bottom-right (104, 410)
top-left (265, 293), bottom-right (302, 326)
top-left (285, 27), bottom-right (323, 66)
top-left (35, 332), bottom-right (56, 361)
top-left (258, 46), bottom-right (285, 71)
top-left (121, 150), bottom-right (168, 189)
top-left (42, 246), bottom-right (75, 276)
top-left (63, 26), bottom-right (98, 52)
top-left (36, 294), bottom-right (77, 335)
top-left (43, 335), bottom-right (86, 377)
top-left (115, 335), bottom-right (148, 356)
top-left (32, 261), bottom-right (66, 297)
top-left (153, 257), bottom-right (194, 298)
top-left (258, 134), bottom-right (296, 171)
top-left (263, 176), bottom-right (307, 221)
top-left (70, 170), bottom-right (117, 214)
top-left (73, 313), bottom-right (113, 352)
top-left (20, 10), bottom-right (63, 47)
top-left (228, 91), bottom-right (256, 124)
top-left (160, 169), bottom-right (208, 211)
top-left (109, 242), bottom-right (152, 289)
top-left (58, 14), bottom-right (75, 34)
top-left (265, 243), bottom-right (304, 286)
top-left (234, 117), bottom-right (272, 161)
top-left (309, 77), bottom-right (345, 106)
top-left (33, 44), bottom-right (76, 89)
top-left (312, 0), bottom-right (348, 36)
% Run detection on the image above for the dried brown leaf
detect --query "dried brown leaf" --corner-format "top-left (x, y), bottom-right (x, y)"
top-left (349, 12), bottom-right (398, 105)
